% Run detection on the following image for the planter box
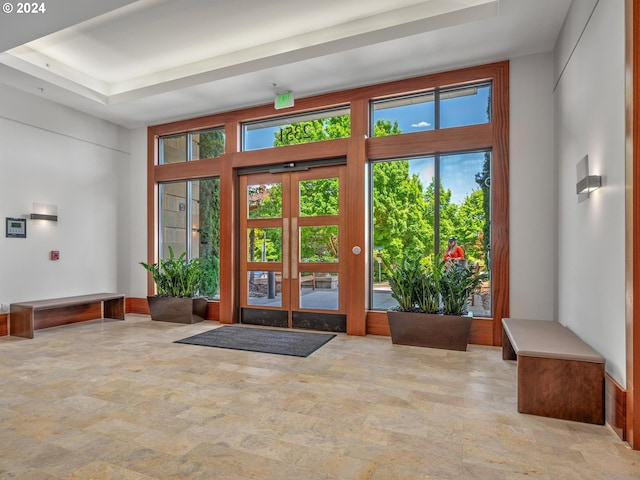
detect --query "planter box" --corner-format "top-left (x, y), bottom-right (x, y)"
top-left (387, 310), bottom-right (472, 351)
top-left (147, 296), bottom-right (207, 324)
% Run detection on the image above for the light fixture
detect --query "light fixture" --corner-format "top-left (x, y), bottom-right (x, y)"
top-left (576, 155), bottom-right (601, 203)
top-left (30, 203), bottom-right (58, 222)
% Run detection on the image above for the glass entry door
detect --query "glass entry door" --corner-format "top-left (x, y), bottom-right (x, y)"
top-left (239, 165), bottom-right (347, 332)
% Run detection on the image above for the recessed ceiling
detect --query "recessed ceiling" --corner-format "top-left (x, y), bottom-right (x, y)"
top-left (0, 0), bottom-right (571, 128)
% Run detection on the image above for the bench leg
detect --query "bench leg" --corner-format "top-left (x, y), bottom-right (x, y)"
top-left (9, 305), bottom-right (34, 339)
top-left (104, 298), bottom-right (125, 320)
top-left (502, 329), bottom-right (516, 360)
top-left (517, 356), bottom-right (604, 424)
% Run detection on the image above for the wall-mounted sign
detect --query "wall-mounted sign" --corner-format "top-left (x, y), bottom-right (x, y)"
top-left (275, 92), bottom-right (294, 110)
top-left (6, 217), bottom-right (26, 238)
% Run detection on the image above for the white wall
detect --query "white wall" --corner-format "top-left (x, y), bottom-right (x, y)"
top-left (0, 85), bottom-right (131, 309)
top-left (509, 52), bottom-right (557, 321)
top-left (554, 0), bottom-right (626, 385)
top-left (128, 127), bottom-right (149, 298)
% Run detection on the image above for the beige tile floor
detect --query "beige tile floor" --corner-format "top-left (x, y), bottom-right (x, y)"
top-left (0, 315), bottom-right (639, 480)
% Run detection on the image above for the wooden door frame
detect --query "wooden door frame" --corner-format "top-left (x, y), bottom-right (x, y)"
top-left (626, 0), bottom-right (640, 450)
top-left (147, 61), bottom-right (510, 341)
top-left (237, 165), bottom-right (347, 326)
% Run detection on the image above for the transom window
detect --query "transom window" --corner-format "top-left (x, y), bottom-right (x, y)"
top-left (371, 82), bottom-right (491, 136)
top-left (242, 107), bottom-right (350, 151)
top-left (159, 127), bottom-right (225, 164)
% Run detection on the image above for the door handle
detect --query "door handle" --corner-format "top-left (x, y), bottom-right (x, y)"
top-left (282, 218), bottom-right (289, 280)
top-left (291, 217), bottom-right (298, 280)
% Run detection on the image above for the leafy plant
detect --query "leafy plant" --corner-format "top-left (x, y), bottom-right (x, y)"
top-left (439, 260), bottom-right (487, 315)
top-left (386, 256), bottom-right (487, 315)
top-left (414, 259), bottom-right (441, 314)
top-left (140, 246), bottom-right (205, 297)
top-left (386, 258), bottom-right (423, 311)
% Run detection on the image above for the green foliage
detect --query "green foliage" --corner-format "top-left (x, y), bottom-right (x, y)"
top-left (439, 260), bottom-right (487, 315)
top-left (373, 160), bottom-right (430, 268)
top-left (198, 252), bottom-right (219, 298)
top-left (197, 177), bottom-right (220, 297)
top-left (475, 152), bottom-right (491, 265)
top-left (386, 256), bottom-right (486, 315)
top-left (386, 258), bottom-right (423, 312)
top-left (414, 258), bottom-right (441, 314)
top-left (140, 246), bottom-right (205, 297)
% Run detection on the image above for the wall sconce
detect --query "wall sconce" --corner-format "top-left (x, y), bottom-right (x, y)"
top-left (576, 155), bottom-right (602, 203)
top-left (30, 203), bottom-right (58, 221)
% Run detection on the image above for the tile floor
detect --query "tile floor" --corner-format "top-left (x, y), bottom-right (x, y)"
top-left (0, 315), bottom-right (638, 479)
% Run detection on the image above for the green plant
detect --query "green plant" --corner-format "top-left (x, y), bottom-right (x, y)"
top-left (439, 260), bottom-right (487, 315)
top-left (140, 246), bottom-right (205, 297)
top-left (386, 256), bottom-right (487, 315)
top-left (414, 259), bottom-right (441, 314)
top-left (386, 258), bottom-right (423, 311)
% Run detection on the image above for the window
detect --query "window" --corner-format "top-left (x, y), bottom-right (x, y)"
top-left (160, 177), bottom-right (220, 299)
top-left (242, 107), bottom-right (350, 151)
top-left (371, 151), bottom-right (491, 317)
top-left (159, 128), bottom-right (225, 164)
top-left (371, 82), bottom-right (491, 137)
top-left (372, 92), bottom-right (435, 136)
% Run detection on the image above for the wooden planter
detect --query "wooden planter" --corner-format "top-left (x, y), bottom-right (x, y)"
top-left (147, 296), bottom-right (207, 324)
top-left (387, 311), bottom-right (472, 351)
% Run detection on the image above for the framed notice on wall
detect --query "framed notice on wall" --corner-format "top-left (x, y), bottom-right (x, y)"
top-left (6, 217), bottom-right (26, 238)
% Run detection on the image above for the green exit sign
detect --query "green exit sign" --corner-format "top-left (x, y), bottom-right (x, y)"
top-left (275, 92), bottom-right (294, 110)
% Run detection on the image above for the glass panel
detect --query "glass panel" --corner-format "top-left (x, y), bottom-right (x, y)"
top-left (248, 183), bottom-right (282, 219)
top-left (242, 107), bottom-right (350, 151)
top-left (194, 178), bottom-right (220, 299)
top-left (371, 157), bottom-right (436, 310)
top-left (160, 134), bottom-right (186, 164)
top-left (372, 92), bottom-right (435, 137)
top-left (246, 228), bottom-right (282, 262)
top-left (439, 151), bottom-right (491, 316)
top-left (440, 84), bottom-right (491, 129)
top-left (299, 178), bottom-right (338, 217)
top-left (247, 271), bottom-right (282, 307)
top-left (191, 128), bottom-right (225, 160)
top-left (161, 182), bottom-right (187, 258)
top-left (299, 226), bottom-right (338, 263)
top-left (299, 272), bottom-right (338, 310)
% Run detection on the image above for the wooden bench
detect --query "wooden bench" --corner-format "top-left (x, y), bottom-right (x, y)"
top-left (299, 274), bottom-right (316, 290)
top-left (501, 318), bottom-right (604, 424)
top-left (10, 293), bottom-right (125, 339)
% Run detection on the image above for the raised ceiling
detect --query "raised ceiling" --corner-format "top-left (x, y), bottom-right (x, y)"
top-left (0, 0), bottom-right (571, 128)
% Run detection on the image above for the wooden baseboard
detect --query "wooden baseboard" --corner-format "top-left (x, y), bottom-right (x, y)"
top-left (126, 297), bottom-right (220, 321)
top-left (206, 301), bottom-right (220, 321)
top-left (0, 313), bottom-right (7, 337)
top-left (366, 310), bottom-right (494, 346)
top-left (126, 297), bottom-right (150, 315)
top-left (606, 374), bottom-right (627, 441)
top-left (366, 311), bottom-right (391, 336)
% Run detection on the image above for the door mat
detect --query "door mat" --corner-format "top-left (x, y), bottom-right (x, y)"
top-left (174, 325), bottom-right (336, 357)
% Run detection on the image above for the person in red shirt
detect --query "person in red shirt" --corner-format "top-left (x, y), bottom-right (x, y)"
top-left (443, 237), bottom-right (465, 261)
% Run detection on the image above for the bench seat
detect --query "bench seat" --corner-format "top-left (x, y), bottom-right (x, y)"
top-left (502, 318), bottom-right (604, 425)
top-left (10, 293), bottom-right (125, 339)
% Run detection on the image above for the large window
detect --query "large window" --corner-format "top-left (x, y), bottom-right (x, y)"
top-left (371, 152), bottom-right (491, 316)
top-left (149, 61), bottom-right (509, 336)
top-left (160, 178), bottom-right (220, 299)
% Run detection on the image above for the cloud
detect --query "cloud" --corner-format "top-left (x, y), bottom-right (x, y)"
top-left (411, 121), bottom-right (431, 128)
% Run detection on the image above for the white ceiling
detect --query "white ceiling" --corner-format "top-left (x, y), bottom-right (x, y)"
top-left (0, 0), bottom-right (571, 129)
